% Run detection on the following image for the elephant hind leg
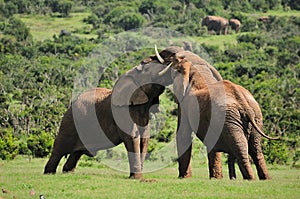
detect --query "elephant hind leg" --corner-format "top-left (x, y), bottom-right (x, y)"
top-left (62, 151), bottom-right (84, 173)
top-left (225, 125), bottom-right (255, 180)
top-left (228, 154), bottom-right (236, 180)
top-left (248, 136), bottom-right (271, 180)
top-left (208, 151), bottom-right (223, 179)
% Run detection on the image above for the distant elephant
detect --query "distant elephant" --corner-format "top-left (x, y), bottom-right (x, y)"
top-left (202, 16), bottom-right (229, 35)
top-left (141, 48), bottom-right (279, 180)
top-left (229, 19), bottom-right (241, 33)
top-left (44, 71), bottom-right (165, 179)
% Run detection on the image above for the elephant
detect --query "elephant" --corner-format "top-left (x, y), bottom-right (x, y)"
top-left (229, 19), bottom-right (241, 33)
top-left (44, 68), bottom-right (166, 179)
top-left (144, 46), bottom-right (243, 180)
top-left (202, 16), bottom-right (229, 35)
top-left (136, 47), bottom-right (278, 180)
top-left (155, 46), bottom-right (226, 179)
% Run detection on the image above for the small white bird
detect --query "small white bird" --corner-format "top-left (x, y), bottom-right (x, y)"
top-left (40, 194), bottom-right (45, 199)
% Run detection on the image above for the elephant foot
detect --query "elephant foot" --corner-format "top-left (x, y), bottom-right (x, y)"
top-left (129, 173), bottom-right (143, 179)
top-left (179, 172), bottom-right (192, 179)
top-left (230, 177), bottom-right (236, 180)
top-left (62, 168), bottom-right (75, 173)
top-left (259, 176), bottom-right (272, 180)
top-left (43, 170), bottom-right (56, 175)
top-left (44, 166), bottom-right (57, 174)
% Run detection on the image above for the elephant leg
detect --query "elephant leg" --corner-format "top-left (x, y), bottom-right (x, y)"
top-left (44, 152), bottom-right (64, 174)
top-left (248, 135), bottom-right (271, 180)
top-left (140, 137), bottom-right (149, 171)
top-left (225, 125), bottom-right (255, 180)
top-left (208, 151), bottom-right (223, 179)
top-left (120, 130), bottom-right (143, 179)
top-left (139, 125), bottom-right (149, 172)
top-left (62, 151), bottom-right (83, 173)
top-left (176, 117), bottom-right (193, 178)
top-left (228, 154), bottom-right (236, 180)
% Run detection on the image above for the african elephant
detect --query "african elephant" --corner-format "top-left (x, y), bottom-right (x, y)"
top-left (44, 71), bottom-right (165, 179)
top-left (138, 48), bottom-right (278, 180)
top-left (202, 16), bottom-right (229, 35)
top-left (147, 46), bottom-right (241, 180)
top-left (229, 19), bottom-right (241, 33)
top-left (154, 46), bottom-right (226, 179)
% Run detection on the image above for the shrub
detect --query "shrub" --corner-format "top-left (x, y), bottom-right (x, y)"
top-left (27, 131), bottom-right (54, 158)
top-left (0, 128), bottom-right (19, 160)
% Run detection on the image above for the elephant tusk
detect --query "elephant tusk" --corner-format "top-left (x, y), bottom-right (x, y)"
top-left (158, 62), bottom-right (172, 76)
top-left (155, 44), bottom-right (164, 64)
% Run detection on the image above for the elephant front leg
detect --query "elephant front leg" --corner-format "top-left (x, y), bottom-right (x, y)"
top-left (176, 125), bottom-right (193, 178)
top-left (208, 151), bottom-right (223, 179)
top-left (121, 132), bottom-right (143, 179)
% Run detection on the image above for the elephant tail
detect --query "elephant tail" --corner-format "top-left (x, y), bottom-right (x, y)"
top-left (248, 116), bottom-right (280, 140)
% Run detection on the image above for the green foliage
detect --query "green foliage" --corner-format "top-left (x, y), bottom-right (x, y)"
top-left (0, 128), bottom-right (19, 160)
top-left (0, 1), bottom-right (299, 166)
top-left (26, 132), bottom-right (53, 157)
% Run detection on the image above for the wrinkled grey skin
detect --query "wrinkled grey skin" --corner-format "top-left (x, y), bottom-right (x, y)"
top-left (202, 16), bottom-right (229, 35)
top-left (156, 46), bottom-right (227, 179)
top-left (229, 19), bottom-right (241, 33)
top-left (145, 46), bottom-right (239, 179)
top-left (44, 63), bottom-right (167, 179)
top-left (155, 53), bottom-right (274, 180)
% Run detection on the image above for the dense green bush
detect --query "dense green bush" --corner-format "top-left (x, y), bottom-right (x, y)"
top-left (0, 128), bottom-right (19, 160)
top-left (27, 131), bottom-right (53, 157)
top-left (0, 1), bottom-right (299, 166)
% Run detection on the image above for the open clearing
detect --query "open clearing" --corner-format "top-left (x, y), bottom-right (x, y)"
top-left (1, 157), bottom-right (299, 199)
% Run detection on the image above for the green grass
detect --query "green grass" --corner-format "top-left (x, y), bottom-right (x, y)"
top-left (258, 10), bottom-right (300, 17)
top-left (18, 12), bottom-right (97, 41)
top-left (1, 156), bottom-right (299, 199)
top-left (197, 34), bottom-right (238, 50)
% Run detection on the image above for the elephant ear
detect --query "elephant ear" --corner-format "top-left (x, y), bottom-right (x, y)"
top-left (173, 56), bottom-right (191, 101)
top-left (112, 75), bottom-right (149, 106)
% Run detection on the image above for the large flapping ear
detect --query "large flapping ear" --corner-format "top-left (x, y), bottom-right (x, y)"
top-left (112, 76), bottom-right (149, 106)
top-left (173, 55), bottom-right (191, 100)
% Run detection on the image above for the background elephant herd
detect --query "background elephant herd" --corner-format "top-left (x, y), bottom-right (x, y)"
top-left (202, 16), bottom-right (241, 35)
top-left (44, 46), bottom-right (278, 181)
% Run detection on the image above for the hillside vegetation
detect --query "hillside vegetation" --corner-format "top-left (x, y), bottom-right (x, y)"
top-left (0, 0), bottom-right (299, 167)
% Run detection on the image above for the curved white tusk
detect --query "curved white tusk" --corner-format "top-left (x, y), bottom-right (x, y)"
top-left (158, 62), bottom-right (173, 76)
top-left (155, 44), bottom-right (164, 64)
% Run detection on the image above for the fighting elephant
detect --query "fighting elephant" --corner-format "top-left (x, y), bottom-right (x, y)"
top-left (202, 16), bottom-right (229, 35)
top-left (44, 67), bottom-right (166, 179)
top-left (229, 19), bottom-right (241, 33)
top-left (154, 51), bottom-right (279, 180)
top-left (146, 46), bottom-right (240, 179)
top-left (155, 46), bottom-right (227, 179)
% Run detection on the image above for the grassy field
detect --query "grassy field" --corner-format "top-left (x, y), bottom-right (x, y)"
top-left (0, 156), bottom-right (299, 199)
top-left (18, 12), bottom-right (97, 41)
